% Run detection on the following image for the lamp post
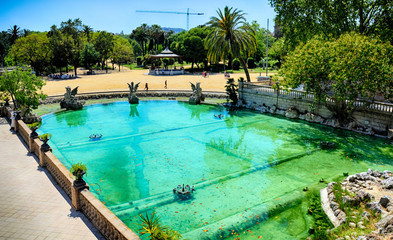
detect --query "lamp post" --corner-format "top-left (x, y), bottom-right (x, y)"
top-left (266, 18), bottom-right (269, 77)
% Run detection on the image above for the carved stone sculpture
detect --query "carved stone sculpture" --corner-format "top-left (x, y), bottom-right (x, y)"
top-left (127, 82), bottom-right (141, 104)
top-left (60, 86), bottom-right (84, 110)
top-left (189, 82), bottom-right (204, 105)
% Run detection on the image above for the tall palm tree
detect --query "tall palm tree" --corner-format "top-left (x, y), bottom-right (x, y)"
top-left (205, 6), bottom-right (257, 82)
top-left (8, 25), bottom-right (20, 44)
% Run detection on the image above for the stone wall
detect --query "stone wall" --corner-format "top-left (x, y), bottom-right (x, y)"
top-left (239, 83), bottom-right (393, 136)
top-left (42, 90), bottom-right (226, 105)
top-left (3, 106), bottom-right (141, 240)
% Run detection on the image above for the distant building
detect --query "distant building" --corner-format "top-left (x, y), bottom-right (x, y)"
top-left (162, 27), bottom-right (185, 34)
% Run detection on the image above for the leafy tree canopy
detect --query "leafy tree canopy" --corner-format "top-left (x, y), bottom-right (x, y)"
top-left (270, 0), bottom-right (393, 48)
top-left (0, 67), bottom-right (46, 114)
top-left (281, 32), bottom-right (393, 123)
top-left (9, 33), bottom-right (51, 75)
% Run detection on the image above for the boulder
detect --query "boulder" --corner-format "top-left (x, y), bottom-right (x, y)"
top-left (366, 201), bottom-right (383, 214)
top-left (356, 190), bottom-right (374, 202)
top-left (285, 107), bottom-right (299, 119)
top-left (376, 215), bottom-right (393, 234)
top-left (380, 196), bottom-right (393, 208)
top-left (348, 121), bottom-right (357, 130)
top-left (372, 169), bottom-right (382, 178)
top-left (382, 177), bottom-right (393, 189)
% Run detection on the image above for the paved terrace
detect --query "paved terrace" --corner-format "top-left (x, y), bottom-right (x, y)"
top-left (0, 117), bottom-right (104, 240)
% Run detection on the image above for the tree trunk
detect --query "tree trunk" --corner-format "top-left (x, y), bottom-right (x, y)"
top-left (240, 58), bottom-right (251, 82)
top-left (228, 54), bottom-right (233, 69)
top-left (191, 61), bottom-right (194, 73)
top-left (74, 65), bottom-right (77, 76)
top-left (119, 63), bottom-right (121, 72)
top-left (105, 60), bottom-right (108, 73)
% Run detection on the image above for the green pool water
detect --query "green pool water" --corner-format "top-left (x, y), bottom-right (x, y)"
top-left (38, 100), bottom-right (393, 239)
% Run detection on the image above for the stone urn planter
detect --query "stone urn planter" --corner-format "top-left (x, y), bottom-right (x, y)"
top-left (39, 133), bottom-right (52, 152)
top-left (28, 122), bottom-right (41, 139)
top-left (70, 163), bottom-right (87, 187)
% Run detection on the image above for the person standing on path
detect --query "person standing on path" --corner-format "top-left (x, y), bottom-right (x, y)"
top-left (164, 80), bottom-right (167, 89)
top-left (145, 83), bottom-right (149, 92)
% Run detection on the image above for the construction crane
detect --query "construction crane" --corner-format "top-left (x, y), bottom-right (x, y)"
top-left (136, 8), bottom-right (204, 30)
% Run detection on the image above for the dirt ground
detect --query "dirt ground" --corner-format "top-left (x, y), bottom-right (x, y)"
top-left (42, 68), bottom-right (272, 96)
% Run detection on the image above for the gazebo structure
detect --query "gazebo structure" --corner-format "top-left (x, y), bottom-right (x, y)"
top-left (149, 48), bottom-right (184, 75)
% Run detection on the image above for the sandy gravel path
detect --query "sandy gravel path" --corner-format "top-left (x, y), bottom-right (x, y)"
top-left (43, 69), bottom-right (270, 96)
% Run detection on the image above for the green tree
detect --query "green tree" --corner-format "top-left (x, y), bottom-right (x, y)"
top-left (129, 39), bottom-right (143, 57)
top-left (9, 33), bottom-right (51, 75)
top-left (8, 25), bottom-right (20, 45)
top-left (111, 37), bottom-right (133, 71)
top-left (80, 42), bottom-right (100, 71)
top-left (0, 67), bottom-right (46, 115)
top-left (48, 25), bottom-right (72, 74)
top-left (93, 31), bottom-right (114, 73)
top-left (270, 0), bottom-right (393, 48)
top-left (281, 33), bottom-right (393, 124)
top-left (205, 6), bottom-right (257, 82)
top-left (130, 24), bottom-right (150, 56)
top-left (0, 31), bottom-right (11, 66)
top-left (83, 25), bottom-right (93, 42)
top-left (60, 18), bottom-right (85, 76)
top-left (183, 36), bottom-right (205, 71)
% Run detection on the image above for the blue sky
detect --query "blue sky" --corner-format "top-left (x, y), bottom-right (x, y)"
top-left (0, 0), bottom-right (276, 33)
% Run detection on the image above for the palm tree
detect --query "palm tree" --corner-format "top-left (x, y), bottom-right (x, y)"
top-left (8, 25), bottom-right (20, 44)
top-left (205, 6), bottom-right (257, 82)
top-left (83, 25), bottom-right (93, 42)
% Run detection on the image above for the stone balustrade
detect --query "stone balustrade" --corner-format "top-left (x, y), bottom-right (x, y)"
top-left (2, 106), bottom-right (140, 240)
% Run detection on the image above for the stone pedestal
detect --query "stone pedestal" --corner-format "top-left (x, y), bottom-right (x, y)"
top-left (71, 181), bottom-right (89, 210)
top-left (38, 149), bottom-right (45, 167)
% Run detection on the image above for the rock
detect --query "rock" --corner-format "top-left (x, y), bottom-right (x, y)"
top-left (330, 201), bottom-right (339, 211)
top-left (343, 195), bottom-right (359, 206)
top-left (382, 177), bottom-right (393, 189)
top-left (388, 129), bottom-right (393, 140)
top-left (335, 209), bottom-right (341, 216)
top-left (384, 170), bottom-right (392, 177)
top-left (285, 107), bottom-right (299, 119)
top-left (348, 121), bottom-right (357, 130)
top-left (366, 201), bottom-right (383, 214)
top-left (361, 211), bottom-right (371, 219)
top-left (356, 237), bottom-right (366, 240)
top-left (270, 105), bottom-right (277, 114)
top-left (276, 109), bottom-right (286, 116)
top-left (356, 190), bottom-right (373, 202)
top-left (376, 215), bottom-right (393, 233)
top-left (372, 170), bottom-right (382, 178)
top-left (348, 175), bottom-right (357, 182)
top-left (328, 182), bottom-right (337, 189)
top-left (380, 196), bottom-right (393, 208)
top-left (366, 127), bottom-right (374, 135)
top-left (299, 114), bottom-right (306, 120)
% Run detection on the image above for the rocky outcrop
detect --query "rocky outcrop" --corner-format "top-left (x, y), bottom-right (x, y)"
top-left (324, 169), bottom-right (393, 239)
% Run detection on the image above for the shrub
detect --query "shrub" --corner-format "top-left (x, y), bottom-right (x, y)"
top-left (232, 58), bottom-right (240, 70)
top-left (136, 56), bottom-right (143, 66)
top-left (39, 133), bottom-right (52, 141)
top-left (225, 78), bottom-right (238, 106)
top-left (247, 57), bottom-right (256, 68)
top-left (70, 163), bottom-right (87, 181)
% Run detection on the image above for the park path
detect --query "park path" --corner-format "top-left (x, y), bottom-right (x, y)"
top-left (0, 117), bottom-right (105, 240)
